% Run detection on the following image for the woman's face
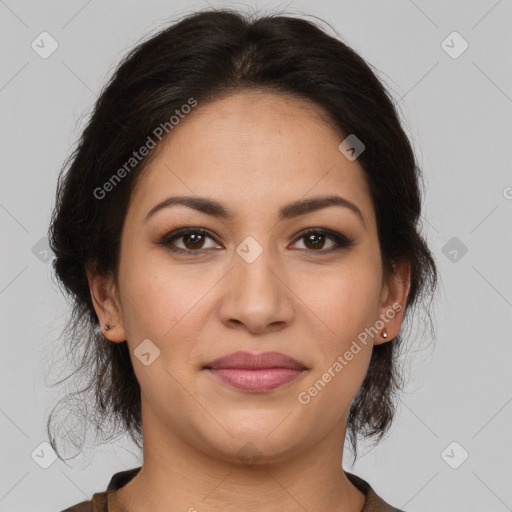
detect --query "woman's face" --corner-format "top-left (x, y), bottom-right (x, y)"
top-left (91, 90), bottom-right (408, 463)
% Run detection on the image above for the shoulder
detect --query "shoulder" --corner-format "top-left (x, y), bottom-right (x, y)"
top-left (346, 472), bottom-right (405, 512)
top-left (59, 467), bottom-right (142, 512)
top-left (60, 502), bottom-right (92, 512)
top-left (59, 491), bottom-right (108, 512)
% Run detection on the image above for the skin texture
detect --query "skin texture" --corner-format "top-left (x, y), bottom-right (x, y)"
top-left (87, 90), bottom-right (410, 512)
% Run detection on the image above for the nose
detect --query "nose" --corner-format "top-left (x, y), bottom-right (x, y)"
top-left (218, 242), bottom-right (295, 334)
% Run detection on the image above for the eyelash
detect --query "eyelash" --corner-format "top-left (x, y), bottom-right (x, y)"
top-left (158, 227), bottom-right (355, 255)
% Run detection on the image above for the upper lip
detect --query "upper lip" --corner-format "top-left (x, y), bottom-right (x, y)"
top-left (204, 351), bottom-right (307, 370)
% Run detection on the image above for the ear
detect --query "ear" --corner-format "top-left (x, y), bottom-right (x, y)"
top-left (86, 266), bottom-right (127, 343)
top-left (374, 259), bottom-right (411, 346)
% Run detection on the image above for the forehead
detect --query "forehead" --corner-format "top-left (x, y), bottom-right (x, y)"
top-left (127, 90), bottom-right (375, 227)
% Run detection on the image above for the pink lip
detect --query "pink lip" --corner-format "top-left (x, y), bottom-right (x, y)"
top-left (204, 351), bottom-right (307, 392)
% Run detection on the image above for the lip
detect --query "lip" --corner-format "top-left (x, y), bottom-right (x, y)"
top-left (204, 351), bottom-right (308, 392)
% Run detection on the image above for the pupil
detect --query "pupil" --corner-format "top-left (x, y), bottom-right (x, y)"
top-left (306, 233), bottom-right (324, 249)
top-left (185, 234), bottom-right (203, 249)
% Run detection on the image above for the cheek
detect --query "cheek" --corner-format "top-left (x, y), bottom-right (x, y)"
top-left (292, 270), bottom-right (379, 429)
top-left (296, 259), bottom-right (382, 344)
top-left (291, 256), bottom-right (381, 403)
top-left (117, 243), bottom-right (217, 345)
top-left (116, 247), bottom-right (213, 400)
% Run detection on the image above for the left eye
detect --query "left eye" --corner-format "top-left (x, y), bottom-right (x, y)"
top-left (159, 228), bottom-right (354, 254)
top-left (292, 229), bottom-right (354, 252)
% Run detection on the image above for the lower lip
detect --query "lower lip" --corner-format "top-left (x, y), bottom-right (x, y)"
top-left (206, 368), bottom-right (306, 392)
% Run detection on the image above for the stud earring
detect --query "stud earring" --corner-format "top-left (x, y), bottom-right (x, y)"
top-left (104, 323), bottom-right (115, 331)
top-left (381, 329), bottom-right (388, 339)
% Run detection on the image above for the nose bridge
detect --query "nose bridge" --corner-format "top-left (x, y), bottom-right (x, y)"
top-left (233, 233), bottom-right (280, 301)
top-left (219, 233), bottom-right (294, 331)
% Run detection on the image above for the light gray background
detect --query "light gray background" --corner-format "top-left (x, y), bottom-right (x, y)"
top-left (1, 1), bottom-right (511, 511)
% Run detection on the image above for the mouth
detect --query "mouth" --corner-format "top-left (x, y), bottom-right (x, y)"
top-left (203, 351), bottom-right (308, 392)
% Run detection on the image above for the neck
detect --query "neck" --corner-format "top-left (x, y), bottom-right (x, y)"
top-left (117, 400), bottom-right (365, 512)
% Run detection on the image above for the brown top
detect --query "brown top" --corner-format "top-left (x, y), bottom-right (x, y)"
top-left (60, 466), bottom-right (404, 512)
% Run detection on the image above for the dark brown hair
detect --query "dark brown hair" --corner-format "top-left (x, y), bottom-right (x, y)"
top-left (47, 7), bottom-right (437, 462)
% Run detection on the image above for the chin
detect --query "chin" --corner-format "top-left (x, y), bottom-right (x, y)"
top-left (193, 415), bottom-right (308, 466)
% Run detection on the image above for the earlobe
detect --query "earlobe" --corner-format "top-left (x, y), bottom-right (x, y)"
top-left (375, 259), bottom-right (411, 345)
top-left (86, 268), bottom-right (127, 343)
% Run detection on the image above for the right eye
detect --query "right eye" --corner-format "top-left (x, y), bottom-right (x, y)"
top-left (158, 227), bottom-right (223, 254)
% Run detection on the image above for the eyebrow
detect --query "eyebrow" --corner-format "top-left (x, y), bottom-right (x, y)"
top-left (145, 194), bottom-right (366, 228)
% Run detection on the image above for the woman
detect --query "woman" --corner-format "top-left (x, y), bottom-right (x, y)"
top-left (49, 8), bottom-right (437, 512)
